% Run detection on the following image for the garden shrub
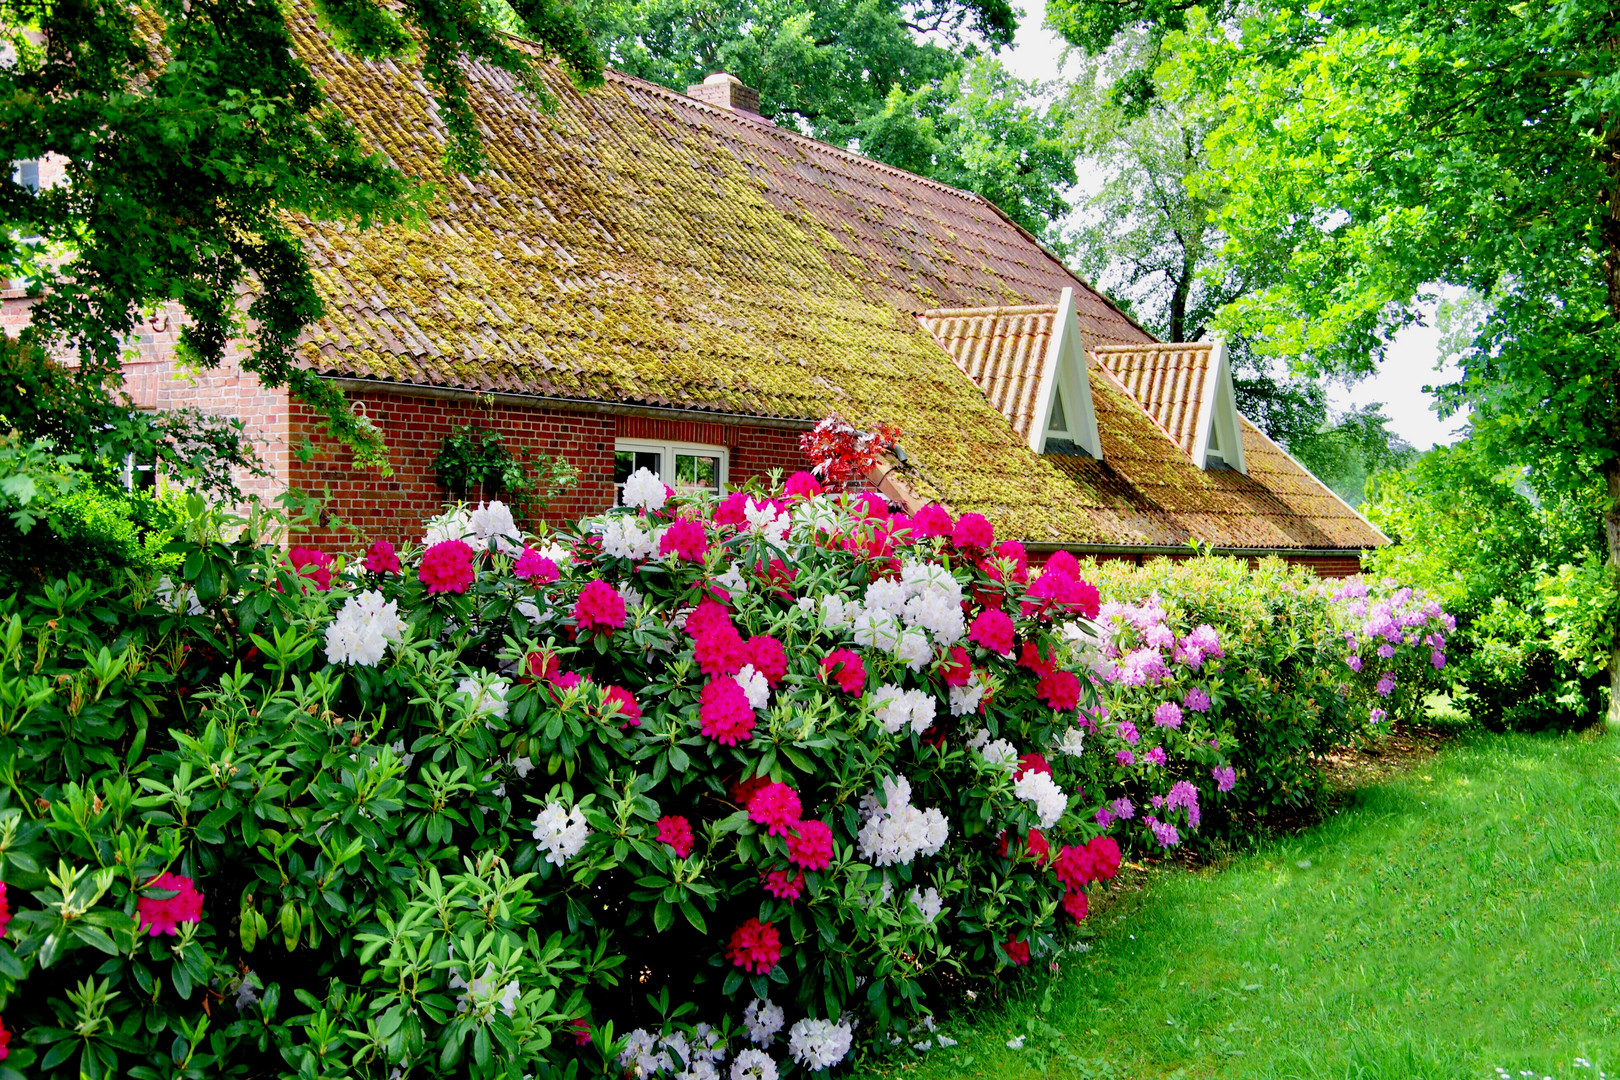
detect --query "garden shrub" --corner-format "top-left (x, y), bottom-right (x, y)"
top-left (1363, 440), bottom-right (1613, 730)
top-left (0, 479), bottom-right (1449, 1079)
top-left (1079, 556), bottom-right (1453, 828)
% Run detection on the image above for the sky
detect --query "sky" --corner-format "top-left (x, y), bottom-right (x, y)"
top-left (999, 0), bottom-right (1469, 451)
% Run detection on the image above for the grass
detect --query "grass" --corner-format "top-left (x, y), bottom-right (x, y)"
top-left (860, 731), bottom-right (1620, 1080)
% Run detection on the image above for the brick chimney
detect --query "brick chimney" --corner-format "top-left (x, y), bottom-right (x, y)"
top-left (686, 72), bottom-right (760, 116)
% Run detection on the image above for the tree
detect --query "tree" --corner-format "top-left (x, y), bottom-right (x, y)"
top-left (1051, 0), bottom-right (1620, 729)
top-left (577, 0), bottom-right (1014, 147)
top-left (0, 0), bottom-right (603, 478)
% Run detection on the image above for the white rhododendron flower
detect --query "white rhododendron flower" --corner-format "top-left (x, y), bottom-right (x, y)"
top-left (909, 885), bottom-right (944, 923)
top-left (979, 738), bottom-right (1017, 771)
top-left (532, 801), bottom-right (589, 865)
top-left (618, 1028), bottom-right (673, 1075)
top-left (820, 594), bottom-right (858, 630)
top-left (857, 776), bottom-right (949, 866)
top-left (690, 1024), bottom-right (726, 1062)
top-left (449, 962), bottom-right (519, 1018)
top-left (851, 606), bottom-right (903, 652)
top-left (730, 1048), bottom-right (778, 1080)
top-left (787, 1018), bottom-right (853, 1071)
top-left (734, 664), bottom-right (770, 711)
top-left (324, 590), bottom-right (405, 666)
top-left (468, 499), bottom-right (521, 553)
top-left (600, 516), bottom-right (658, 560)
top-left (745, 497), bottom-right (791, 542)
top-left (622, 467), bottom-right (668, 511)
top-left (457, 676), bottom-right (510, 721)
top-left (893, 627), bottom-right (933, 671)
top-left (790, 495), bottom-right (840, 536)
top-left (949, 673), bottom-right (989, 717)
top-left (743, 997), bottom-right (785, 1045)
top-left (677, 1062), bottom-right (720, 1080)
top-left (536, 541), bottom-right (572, 565)
top-left (715, 562), bottom-right (750, 594)
top-left (871, 685), bottom-right (937, 735)
top-left (1014, 770), bottom-right (1068, 829)
top-left (1055, 726), bottom-right (1087, 757)
top-left (389, 739), bottom-right (415, 768)
top-left (155, 576), bottom-right (206, 615)
top-left (422, 506), bottom-right (473, 546)
top-left (511, 755), bottom-right (534, 778)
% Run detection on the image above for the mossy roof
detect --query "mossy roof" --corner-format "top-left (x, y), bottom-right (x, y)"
top-left (283, 16), bottom-right (1378, 550)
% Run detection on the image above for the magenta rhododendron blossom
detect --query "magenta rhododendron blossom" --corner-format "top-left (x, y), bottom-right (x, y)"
top-left (821, 649), bottom-right (866, 693)
top-left (1213, 766), bottom-right (1237, 793)
top-left (951, 512), bottom-right (994, 552)
top-left (747, 782), bottom-right (803, 836)
top-left (761, 868), bottom-right (805, 900)
top-left (419, 540), bottom-right (476, 595)
top-left (1152, 702), bottom-right (1183, 728)
top-left (514, 547), bottom-right (560, 582)
top-left (363, 539), bottom-right (402, 575)
top-left (659, 518), bottom-right (710, 562)
top-left (287, 546), bottom-right (334, 591)
top-left (1002, 937), bottom-right (1030, 966)
top-left (656, 815), bottom-right (694, 857)
top-left (910, 502), bottom-right (953, 537)
top-left (602, 685), bottom-right (641, 727)
top-left (968, 609), bottom-right (1015, 654)
top-left (1183, 687), bottom-right (1211, 713)
top-left (137, 872), bottom-right (204, 936)
top-left (699, 678), bottom-right (757, 745)
top-left (783, 470), bottom-right (822, 499)
top-left (787, 820), bottom-right (835, 870)
top-left (744, 635), bottom-right (788, 685)
top-left (573, 579), bottom-right (627, 634)
top-left (727, 918), bottom-right (782, 974)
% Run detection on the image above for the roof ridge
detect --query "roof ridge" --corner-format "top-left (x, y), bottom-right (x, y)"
top-left (919, 303), bottom-right (1060, 320)
top-left (601, 68), bottom-right (986, 201)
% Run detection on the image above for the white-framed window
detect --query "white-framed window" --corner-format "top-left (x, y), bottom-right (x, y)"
top-left (1206, 414), bottom-right (1225, 463)
top-left (1046, 382), bottom-right (1070, 438)
top-left (613, 439), bottom-right (727, 504)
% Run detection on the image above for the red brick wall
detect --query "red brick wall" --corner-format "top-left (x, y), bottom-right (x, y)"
top-left (1040, 549), bottom-right (1363, 579)
top-left (286, 390), bottom-right (814, 545)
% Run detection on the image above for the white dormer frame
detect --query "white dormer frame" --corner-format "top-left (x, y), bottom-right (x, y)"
top-left (1028, 287), bottom-right (1103, 460)
top-left (1190, 338), bottom-right (1247, 474)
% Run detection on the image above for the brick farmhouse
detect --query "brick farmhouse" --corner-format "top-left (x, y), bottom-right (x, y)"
top-left (3, 19), bottom-right (1385, 573)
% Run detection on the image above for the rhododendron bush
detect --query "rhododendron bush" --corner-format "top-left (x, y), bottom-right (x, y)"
top-left (0, 478), bottom-right (1450, 1078)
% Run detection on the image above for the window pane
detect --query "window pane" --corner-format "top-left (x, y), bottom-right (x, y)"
top-left (1048, 387), bottom-right (1068, 433)
top-left (675, 453), bottom-right (720, 493)
top-left (615, 449), bottom-right (662, 484)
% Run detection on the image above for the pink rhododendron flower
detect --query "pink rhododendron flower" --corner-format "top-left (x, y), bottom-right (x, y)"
top-left (1116, 749), bottom-right (1136, 766)
top-left (137, 872), bottom-right (204, 936)
top-left (968, 608), bottom-right (1015, 654)
top-left (1022, 569), bottom-right (1101, 620)
top-left (570, 1018), bottom-right (592, 1046)
top-left (787, 820), bottom-right (835, 870)
top-left (1212, 765), bottom-right (1237, 792)
top-left (714, 491), bottom-right (750, 526)
top-left (1116, 720), bottom-right (1140, 745)
top-left (659, 518), bottom-right (710, 562)
top-left (939, 645), bottom-right (973, 686)
top-left (363, 539), bottom-right (401, 575)
top-left (287, 546), bottom-right (334, 591)
top-left (514, 547), bottom-right (560, 582)
top-left (821, 649), bottom-right (866, 693)
top-left (656, 815), bottom-right (694, 857)
top-left (1014, 753), bottom-right (1052, 780)
top-left (1431, 650), bottom-right (1446, 670)
top-left (699, 678), bottom-right (757, 745)
top-left (684, 597), bottom-right (733, 639)
top-left (1183, 687), bottom-right (1211, 713)
top-left (745, 635), bottom-right (788, 686)
top-left (1152, 702), bottom-right (1183, 728)
top-left (419, 540), bottom-right (476, 595)
top-left (526, 649), bottom-right (561, 681)
top-left (855, 491), bottom-right (891, 519)
top-left (1062, 889), bottom-right (1089, 924)
top-left (1018, 641), bottom-right (1057, 677)
top-left (1003, 937), bottom-right (1031, 966)
top-left (762, 868), bottom-right (805, 900)
top-left (1043, 550), bottom-right (1081, 578)
top-left (602, 685), bottom-right (641, 727)
top-left (694, 623), bottom-right (747, 678)
top-left (0, 1015), bottom-right (9, 1061)
top-left (748, 782), bottom-right (803, 836)
top-left (0, 883), bottom-right (9, 939)
top-left (951, 512), bottom-right (994, 552)
top-left (1036, 669), bottom-right (1081, 711)
top-left (727, 918), bottom-right (782, 974)
top-left (783, 471), bottom-right (823, 499)
top-left (1145, 746), bottom-right (1167, 766)
top-left (910, 503), bottom-right (953, 537)
top-left (574, 579), bottom-right (627, 634)
top-left (1376, 673), bottom-right (1396, 697)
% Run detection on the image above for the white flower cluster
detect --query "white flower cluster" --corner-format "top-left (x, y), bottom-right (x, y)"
top-left (821, 561), bottom-right (964, 672)
top-left (1014, 770), bottom-right (1068, 829)
top-left (870, 683), bottom-right (937, 735)
top-left (857, 776), bottom-right (948, 866)
top-left (619, 1026), bottom-right (732, 1080)
top-left (730, 1049), bottom-right (777, 1080)
top-left (1054, 725), bottom-right (1086, 757)
top-left (744, 497), bottom-right (791, 543)
top-left (423, 500), bottom-right (522, 553)
top-left (969, 730), bottom-right (1017, 772)
top-left (789, 495), bottom-right (840, 536)
top-left (715, 562), bottom-right (750, 594)
top-left (734, 664), bottom-right (770, 711)
top-left (948, 670), bottom-right (991, 716)
top-left (743, 997), bottom-right (785, 1044)
top-left (622, 467), bottom-right (668, 511)
top-left (155, 576), bottom-right (206, 615)
top-left (600, 515), bottom-right (660, 560)
top-left (909, 885), bottom-right (944, 923)
top-left (324, 590), bottom-right (405, 666)
top-left (1059, 620), bottom-right (1112, 677)
top-left (532, 801), bottom-right (589, 865)
top-left (449, 962), bottom-right (519, 1019)
top-left (787, 1017), bottom-right (853, 1071)
top-left (457, 676), bottom-right (510, 722)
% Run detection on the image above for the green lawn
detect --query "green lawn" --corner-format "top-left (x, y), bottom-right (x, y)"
top-left (861, 732), bottom-right (1620, 1079)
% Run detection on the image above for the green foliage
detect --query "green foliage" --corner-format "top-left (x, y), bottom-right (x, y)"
top-left (431, 426), bottom-right (579, 525)
top-left (0, 0), bottom-right (603, 477)
top-left (1364, 441), bottom-right (1613, 730)
top-left (1287, 404), bottom-right (1418, 507)
top-left (851, 731), bottom-right (1620, 1078)
top-left (858, 60), bottom-right (1080, 244)
top-left (1080, 555), bottom-right (1444, 830)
